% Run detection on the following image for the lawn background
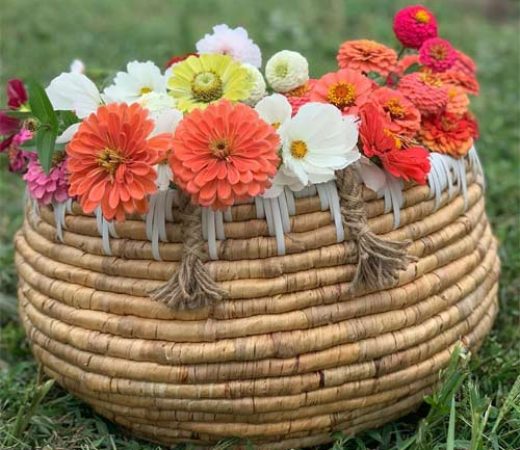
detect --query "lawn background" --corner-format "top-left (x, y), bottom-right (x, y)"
top-left (0, 0), bottom-right (519, 449)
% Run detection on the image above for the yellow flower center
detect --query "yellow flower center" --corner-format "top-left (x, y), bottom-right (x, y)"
top-left (191, 71), bottom-right (223, 103)
top-left (385, 98), bottom-right (406, 119)
top-left (97, 148), bottom-right (125, 175)
top-left (327, 82), bottom-right (356, 110)
top-left (420, 72), bottom-right (443, 87)
top-left (271, 122), bottom-right (281, 129)
top-left (287, 83), bottom-right (308, 97)
top-left (384, 129), bottom-right (402, 149)
top-left (140, 86), bottom-right (152, 95)
top-left (429, 44), bottom-right (448, 61)
top-left (290, 140), bottom-right (308, 159)
top-left (274, 61), bottom-right (289, 78)
top-left (209, 138), bottom-right (231, 159)
top-left (414, 10), bottom-right (430, 23)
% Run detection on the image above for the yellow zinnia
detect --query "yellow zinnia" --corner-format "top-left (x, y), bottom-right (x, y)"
top-left (167, 54), bottom-right (252, 112)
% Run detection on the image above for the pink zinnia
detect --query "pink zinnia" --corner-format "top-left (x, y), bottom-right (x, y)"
top-left (419, 38), bottom-right (457, 72)
top-left (24, 156), bottom-right (69, 205)
top-left (398, 72), bottom-right (449, 115)
top-left (285, 79), bottom-right (316, 116)
top-left (393, 5), bottom-right (438, 49)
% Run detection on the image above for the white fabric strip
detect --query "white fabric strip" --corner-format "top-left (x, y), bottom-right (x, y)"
top-left (206, 208), bottom-right (218, 260)
top-left (263, 198), bottom-right (275, 236)
top-left (156, 191), bottom-right (168, 242)
top-left (215, 211), bottom-right (225, 240)
top-left (284, 187), bottom-right (296, 216)
top-left (145, 194), bottom-right (157, 241)
top-left (201, 207), bottom-right (208, 240)
top-left (95, 207), bottom-right (103, 236)
top-left (101, 217), bottom-right (112, 255)
top-left (277, 192), bottom-right (291, 233)
top-left (316, 183), bottom-right (330, 210)
top-left (269, 197), bottom-right (286, 255)
top-left (328, 182), bottom-right (345, 242)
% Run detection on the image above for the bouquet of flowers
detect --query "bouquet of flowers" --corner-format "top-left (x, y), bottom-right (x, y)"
top-left (1, 4), bottom-right (480, 241)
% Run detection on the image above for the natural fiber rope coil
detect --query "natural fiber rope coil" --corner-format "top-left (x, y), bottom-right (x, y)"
top-left (15, 164), bottom-right (499, 449)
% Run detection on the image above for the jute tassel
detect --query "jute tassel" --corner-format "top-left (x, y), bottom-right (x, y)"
top-left (149, 193), bottom-right (227, 310)
top-left (336, 164), bottom-right (416, 293)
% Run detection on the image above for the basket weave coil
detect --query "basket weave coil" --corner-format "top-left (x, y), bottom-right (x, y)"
top-left (15, 160), bottom-right (499, 449)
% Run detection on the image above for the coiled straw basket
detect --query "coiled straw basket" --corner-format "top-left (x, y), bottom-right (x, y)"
top-left (15, 158), bottom-right (499, 449)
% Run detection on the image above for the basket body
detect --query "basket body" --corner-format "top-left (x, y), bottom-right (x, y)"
top-left (15, 172), bottom-right (499, 449)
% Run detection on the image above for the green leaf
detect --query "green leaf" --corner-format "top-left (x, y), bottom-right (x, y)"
top-left (36, 126), bottom-right (58, 173)
top-left (404, 62), bottom-right (422, 75)
top-left (57, 110), bottom-right (79, 134)
top-left (447, 395), bottom-right (456, 450)
top-left (27, 80), bottom-right (58, 131)
top-left (3, 110), bottom-right (32, 120)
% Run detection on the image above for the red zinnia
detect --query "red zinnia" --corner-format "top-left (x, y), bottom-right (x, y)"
top-left (310, 69), bottom-right (374, 115)
top-left (359, 103), bottom-right (430, 184)
top-left (165, 52), bottom-right (198, 68)
top-left (7, 79), bottom-right (28, 109)
top-left (170, 100), bottom-right (280, 210)
top-left (67, 103), bottom-right (171, 221)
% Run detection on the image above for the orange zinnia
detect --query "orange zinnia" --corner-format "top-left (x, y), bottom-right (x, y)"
top-left (67, 103), bottom-right (171, 221)
top-left (170, 100), bottom-right (280, 210)
top-left (310, 69), bottom-right (374, 115)
top-left (419, 111), bottom-right (478, 158)
top-left (337, 39), bottom-right (398, 77)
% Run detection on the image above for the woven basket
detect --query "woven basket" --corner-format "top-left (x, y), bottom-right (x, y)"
top-left (15, 159), bottom-right (499, 449)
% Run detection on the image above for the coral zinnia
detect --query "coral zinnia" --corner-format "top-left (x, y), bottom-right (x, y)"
top-left (67, 103), bottom-right (170, 221)
top-left (370, 87), bottom-right (421, 137)
top-left (337, 40), bottom-right (397, 77)
top-left (419, 111), bottom-right (478, 158)
top-left (398, 72), bottom-right (449, 115)
top-left (393, 5), bottom-right (438, 49)
top-left (167, 54), bottom-right (252, 113)
top-left (419, 38), bottom-right (457, 73)
top-left (452, 50), bottom-right (477, 77)
top-left (445, 86), bottom-right (470, 115)
top-left (359, 103), bottom-right (430, 184)
top-left (170, 100), bottom-right (280, 210)
top-left (310, 69), bottom-right (374, 115)
top-left (438, 70), bottom-right (480, 96)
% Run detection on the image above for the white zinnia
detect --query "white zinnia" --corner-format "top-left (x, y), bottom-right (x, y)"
top-left (265, 50), bottom-right (309, 93)
top-left (103, 61), bottom-right (167, 103)
top-left (46, 72), bottom-right (102, 119)
top-left (137, 92), bottom-right (182, 136)
top-left (196, 24), bottom-right (262, 68)
top-left (254, 94), bottom-right (292, 130)
top-left (243, 64), bottom-right (267, 106)
top-left (279, 103), bottom-right (360, 185)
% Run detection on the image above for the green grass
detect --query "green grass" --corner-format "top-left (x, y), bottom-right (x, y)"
top-left (1, 0), bottom-right (519, 449)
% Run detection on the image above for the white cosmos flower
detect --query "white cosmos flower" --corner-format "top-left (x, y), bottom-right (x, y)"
top-left (254, 93), bottom-right (292, 130)
top-left (46, 72), bottom-right (102, 119)
top-left (196, 24), bottom-right (262, 68)
top-left (243, 63), bottom-right (266, 106)
top-left (262, 167), bottom-right (306, 198)
top-left (103, 61), bottom-right (167, 103)
top-left (279, 102), bottom-right (360, 185)
top-left (265, 50), bottom-right (309, 93)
